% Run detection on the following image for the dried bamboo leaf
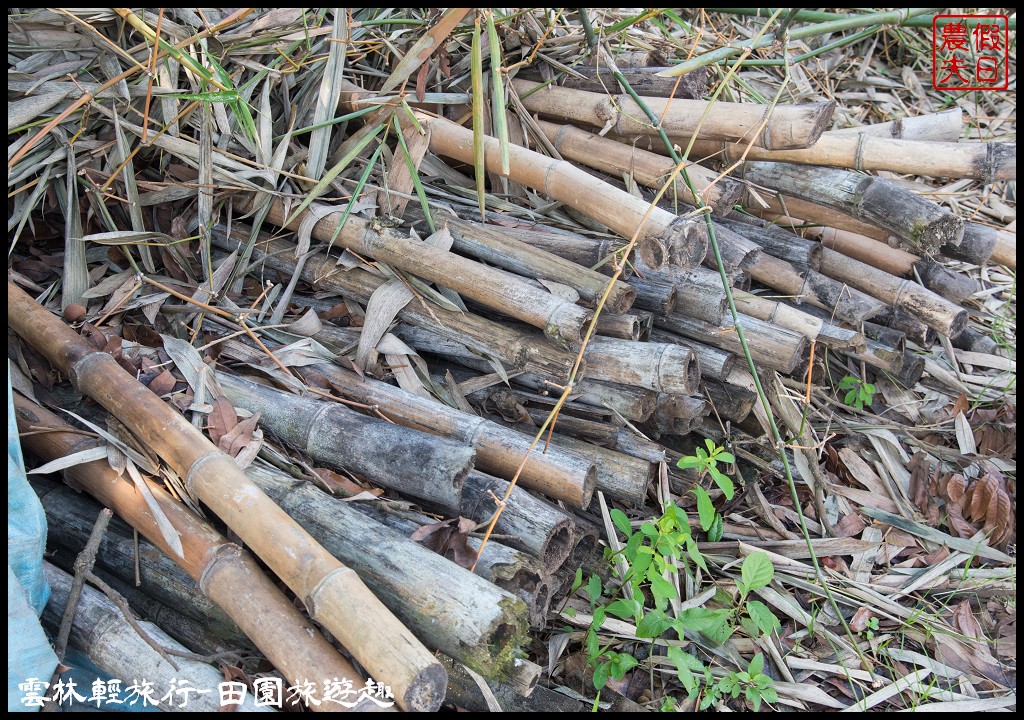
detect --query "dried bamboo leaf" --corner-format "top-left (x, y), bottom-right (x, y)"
top-left (124, 457), bottom-right (184, 559)
top-left (471, 15), bottom-right (486, 221)
top-left (306, 9), bottom-right (349, 181)
top-left (8, 90), bottom-right (70, 131)
top-left (27, 445), bottom-right (109, 474)
top-left (356, 278), bottom-right (413, 371)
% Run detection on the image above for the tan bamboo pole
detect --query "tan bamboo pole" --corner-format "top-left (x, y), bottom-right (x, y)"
top-left (218, 373), bottom-right (475, 510)
top-left (443, 216), bottom-right (636, 314)
top-left (255, 199), bottom-right (593, 350)
top-left (818, 248), bottom-right (968, 336)
top-left (7, 282), bottom-right (446, 712)
top-left (211, 226), bottom-right (579, 383)
top-left (16, 419), bottom-right (380, 712)
top-left (828, 108), bottom-right (963, 142)
top-left (533, 119), bottom-right (742, 211)
top-left (420, 113), bottom-right (709, 269)
top-left (640, 265), bottom-right (731, 323)
top-left (732, 291), bottom-right (823, 340)
top-left (654, 312), bottom-right (807, 374)
top-left (649, 330), bottom-right (737, 382)
top-left (513, 79), bottom-right (834, 150)
top-left (746, 252), bottom-right (886, 324)
top-left (242, 465), bottom-right (531, 677)
top-left (536, 432), bottom-right (655, 507)
top-left (740, 162), bottom-right (965, 255)
top-left (685, 134), bottom-right (1014, 181)
top-left (305, 361), bottom-right (595, 508)
top-left (989, 228), bottom-right (1017, 270)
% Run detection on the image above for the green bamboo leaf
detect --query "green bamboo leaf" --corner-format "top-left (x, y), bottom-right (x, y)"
top-left (484, 10), bottom-right (509, 176)
top-left (741, 552), bottom-right (775, 592)
top-left (325, 139), bottom-right (385, 256)
top-left (470, 15), bottom-right (487, 221)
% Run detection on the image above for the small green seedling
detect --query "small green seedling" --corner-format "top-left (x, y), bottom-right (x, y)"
top-left (837, 375), bottom-right (876, 410)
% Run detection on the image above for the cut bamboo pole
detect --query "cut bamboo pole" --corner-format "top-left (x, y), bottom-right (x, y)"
top-left (818, 248), bottom-right (968, 337)
top-left (443, 215), bottom-right (636, 314)
top-left (846, 340), bottom-right (926, 388)
top-left (639, 265), bottom-right (730, 323)
top-left (952, 327), bottom-right (999, 355)
top-left (685, 134), bottom-right (1014, 181)
top-left (828, 108), bottom-right (964, 142)
top-left (496, 371), bottom-right (657, 424)
top-left (20, 436), bottom-right (377, 712)
top-left (741, 162), bottom-right (965, 254)
top-left (584, 336), bottom-right (700, 395)
top-left (733, 291), bottom-right (823, 340)
top-left (654, 312), bottom-right (807, 374)
top-left (862, 322), bottom-right (907, 351)
top-left (218, 373), bottom-right (474, 510)
top-left (421, 113), bottom-right (709, 268)
top-left (629, 275), bottom-right (678, 314)
top-left (533, 119), bottom-right (742, 211)
top-left (716, 215), bottom-right (822, 269)
top-left (255, 199), bottom-right (593, 350)
top-left (7, 282), bottom-right (445, 712)
top-left (746, 253), bottom-right (886, 324)
top-left (703, 379), bottom-right (758, 423)
top-left (869, 307), bottom-right (937, 348)
top-left (649, 330), bottom-right (737, 382)
top-left (42, 564), bottom-right (268, 713)
top-left (513, 79), bottom-right (834, 150)
top-left (645, 393), bottom-right (708, 435)
top-left (243, 464), bottom-right (530, 677)
top-left (595, 313), bottom-right (643, 340)
top-left (536, 432), bottom-right (655, 507)
top-left (305, 361), bottom-right (596, 508)
top-left (988, 227), bottom-right (1017, 271)
top-left (211, 226), bottom-right (578, 383)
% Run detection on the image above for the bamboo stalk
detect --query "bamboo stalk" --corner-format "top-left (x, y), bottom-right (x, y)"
top-left (654, 312), bottom-right (807, 374)
top-left (686, 135), bottom-right (1014, 181)
top-left (421, 113), bottom-right (709, 268)
top-left (496, 371), bottom-right (657, 423)
top-left (988, 227), bottom-right (1017, 271)
top-left (629, 275), bottom-right (678, 314)
top-left (256, 198), bottom-right (593, 350)
top-left (639, 265), bottom-right (730, 323)
top-left (703, 379), bottom-right (759, 423)
top-left (595, 313), bottom-right (643, 340)
top-left (533, 119), bottom-right (742, 211)
top-left (952, 327), bottom-right (999, 355)
top-left (304, 361), bottom-right (596, 508)
top-left (517, 64), bottom-right (710, 99)
top-left (818, 248), bottom-right (968, 337)
top-left (584, 336), bottom-right (700, 395)
top-left (211, 226), bottom-right (579, 383)
top-left (20, 436), bottom-right (378, 712)
top-left (513, 79), bottom-right (834, 150)
top-left (41, 564), bottom-right (267, 713)
top-left (243, 464), bottom-right (531, 677)
top-left (733, 291), bottom-right (823, 340)
top-left (716, 215), bottom-right (821, 269)
top-left (741, 162), bottom-right (965, 254)
top-left (746, 252), bottom-right (886, 324)
top-left (649, 330), bottom-right (737, 382)
top-left (645, 393), bottom-right (708, 435)
top-left (827, 108), bottom-right (964, 142)
top-left (846, 340), bottom-right (926, 388)
top-left (7, 281), bottom-right (445, 712)
top-left (862, 322), bottom-right (906, 352)
top-left (537, 432), bottom-right (655, 507)
top-left (218, 373), bottom-right (475, 510)
top-left (869, 307), bottom-right (937, 348)
top-left (443, 215), bottom-right (636, 314)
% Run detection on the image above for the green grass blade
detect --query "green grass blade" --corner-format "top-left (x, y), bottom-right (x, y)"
top-left (394, 116), bottom-right (435, 233)
top-left (325, 139), bottom-right (385, 256)
top-left (471, 15), bottom-right (487, 221)
top-left (485, 10), bottom-right (509, 176)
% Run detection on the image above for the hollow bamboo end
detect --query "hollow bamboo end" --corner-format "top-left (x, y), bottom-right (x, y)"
top-left (636, 237), bottom-right (668, 270)
top-left (606, 285), bottom-right (638, 316)
top-left (661, 216), bottom-right (709, 269)
top-left (546, 305), bottom-right (594, 351)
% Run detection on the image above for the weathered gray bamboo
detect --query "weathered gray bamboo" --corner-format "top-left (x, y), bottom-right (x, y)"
top-left (828, 108), bottom-right (963, 142)
top-left (443, 215), bottom-right (636, 314)
top-left (492, 370), bottom-right (657, 424)
top-left (8, 283), bottom-right (445, 712)
top-left (703, 379), bottom-right (758, 423)
top-left (846, 340), bottom-right (926, 388)
top-left (629, 275), bottom-right (678, 314)
top-left (811, 319), bottom-right (868, 353)
top-left (700, 222), bottom-right (763, 274)
top-left (584, 336), bottom-right (700, 395)
top-left (870, 306), bottom-right (938, 348)
top-left (649, 330), bottom-right (737, 382)
top-left (654, 312), bottom-right (807, 374)
top-left (211, 226), bottom-right (579, 383)
top-left (42, 564), bottom-right (267, 713)
top-left (219, 373), bottom-right (474, 509)
top-left (255, 198), bottom-right (593, 350)
top-left (685, 135), bottom-right (1014, 181)
top-left (513, 79), bottom-right (834, 150)
top-left (350, 499), bottom-right (554, 616)
top-left (243, 464), bottom-right (531, 676)
top-left (951, 327), bottom-right (999, 355)
top-left (732, 290), bottom-right (823, 340)
top-left (716, 215), bottom-right (822, 269)
top-left (818, 248), bottom-right (968, 337)
top-left (639, 265), bottom-right (730, 323)
top-left (536, 431), bottom-right (655, 507)
top-left (595, 313), bottom-right (643, 340)
top-left (645, 394), bottom-right (708, 435)
top-left (862, 322), bottom-right (907, 352)
top-left (533, 119), bottom-right (742, 211)
top-left (421, 113), bottom-right (709, 268)
top-left (974, 224), bottom-right (1016, 271)
top-left (304, 361), bottom-right (596, 508)
top-left (746, 253), bottom-right (886, 324)
top-left (518, 63), bottom-right (710, 99)
top-left (740, 162), bottom-right (965, 255)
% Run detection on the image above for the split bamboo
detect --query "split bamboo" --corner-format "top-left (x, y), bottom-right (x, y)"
top-left (654, 312), bottom-right (807, 374)
top-left (684, 134), bottom-right (1014, 181)
top-left (443, 215), bottom-right (636, 314)
top-left (218, 373), bottom-right (475, 510)
top-left (305, 361), bottom-right (596, 508)
top-left (533, 119), bottom-right (742, 211)
top-left (740, 162), bottom-right (965, 255)
top-left (255, 198), bottom-right (593, 350)
top-left (7, 282), bottom-right (446, 712)
top-left (513, 79), bottom-right (834, 150)
top-left (421, 114), bottom-right (709, 268)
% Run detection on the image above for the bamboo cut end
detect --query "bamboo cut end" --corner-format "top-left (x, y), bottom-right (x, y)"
top-left (761, 100), bottom-right (836, 150)
top-left (660, 216), bottom-right (709, 269)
